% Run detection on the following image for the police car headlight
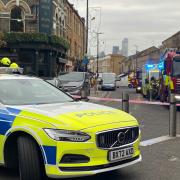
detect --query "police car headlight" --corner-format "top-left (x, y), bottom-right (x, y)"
top-left (44, 129), bottom-right (91, 142)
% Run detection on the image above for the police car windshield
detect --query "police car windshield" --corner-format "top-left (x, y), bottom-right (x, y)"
top-left (0, 79), bottom-right (73, 105)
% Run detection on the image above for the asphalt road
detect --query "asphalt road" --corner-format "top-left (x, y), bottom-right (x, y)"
top-left (1, 87), bottom-right (180, 180)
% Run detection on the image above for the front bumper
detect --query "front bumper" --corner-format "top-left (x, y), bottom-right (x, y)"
top-left (47, 155), bottom-right (142, 179)
top-left (101, 85), bottom-right (116, 90)
top-left (45, 135), bottom-right (141, 178)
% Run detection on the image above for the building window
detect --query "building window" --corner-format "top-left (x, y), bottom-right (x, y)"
top-left (10, 6), bottom-right (25, 32)
top-left (31, 4), bottom-right (39, 19)
top-left (56, 14), bottom-right (58, 36)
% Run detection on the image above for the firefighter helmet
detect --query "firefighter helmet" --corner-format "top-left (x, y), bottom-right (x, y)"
top-left (10, 63), bottom-right (19, 68)
top-left (1, 57), bottom-right (11, 66)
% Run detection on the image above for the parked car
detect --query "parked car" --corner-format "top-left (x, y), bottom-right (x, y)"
top-left (101, 73), bottom-right (116, 90)
top-left (45, 77), bottom-right (63, 89)
top-left (59, 72), bottom-right (91, 96)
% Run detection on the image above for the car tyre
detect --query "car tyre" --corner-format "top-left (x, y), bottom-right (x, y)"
top-left (17, 136), bottom-right (44, 180)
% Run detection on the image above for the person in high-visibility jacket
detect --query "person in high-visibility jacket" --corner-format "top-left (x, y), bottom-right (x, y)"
top-left (10, 62), bottom-right (19, 68)
top-left (0, 57), bottom-right (19, 69)
top-left (0, 57), bottom-right (11, 67)
top-left (165, 75), bottom-right (174, 90)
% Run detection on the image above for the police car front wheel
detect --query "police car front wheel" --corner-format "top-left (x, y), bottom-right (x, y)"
top-left (17, 135), bottom-right (45, 180)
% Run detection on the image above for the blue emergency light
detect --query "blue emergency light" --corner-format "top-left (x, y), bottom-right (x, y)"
top-left (158, 61), bottom-right (164, 70)
top-left (145, 64), bottom-right (155, 70)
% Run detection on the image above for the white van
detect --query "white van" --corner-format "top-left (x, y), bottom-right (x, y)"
top-left (116, 74), bottom-right (129, 87)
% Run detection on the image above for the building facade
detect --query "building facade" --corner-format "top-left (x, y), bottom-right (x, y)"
top-left (0, 0), bottom-right (86, 76)
top-left (65, 0), bottom-right (86, 71)
top-left (90, 54), bottom-right (125, 75)
top-left (120, 46), bottom-right (161, 74)
top-left (0, 0), bottom-right (39, 33)
top-left (162, 31), bottom-right (180, 49)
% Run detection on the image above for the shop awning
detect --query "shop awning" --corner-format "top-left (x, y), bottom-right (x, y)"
top-left (58, 58), bottom-right (68, 64)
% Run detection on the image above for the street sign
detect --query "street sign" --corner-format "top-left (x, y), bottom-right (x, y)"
top-left (82, 56), bottom-right (89, 65)
top-left (39, 0), bottom-right (53, 34)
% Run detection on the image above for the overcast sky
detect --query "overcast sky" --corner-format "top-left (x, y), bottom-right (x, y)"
top-left (69, 0), bottom-right (180, 56)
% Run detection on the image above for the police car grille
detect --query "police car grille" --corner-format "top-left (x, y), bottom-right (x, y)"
top-left (96, 127), bottom-right (139, 149)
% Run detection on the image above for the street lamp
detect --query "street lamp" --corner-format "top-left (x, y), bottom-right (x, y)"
top-left (86, 0), bottom-right (89, 54)
top-left (89, 7), bottom-right (102, 33)
top-left (96, 32), bottom-right (103, 76)
top-left (134, 45), bottom-right (138, 73)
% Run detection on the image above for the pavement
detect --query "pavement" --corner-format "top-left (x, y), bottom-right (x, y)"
top-left (1, 86), bottom-right (180, 180)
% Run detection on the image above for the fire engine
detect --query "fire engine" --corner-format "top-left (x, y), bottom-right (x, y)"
top-left (159, 48), bottom-right (180, 102)
top-left (141, 64), bottom-right (160, 99)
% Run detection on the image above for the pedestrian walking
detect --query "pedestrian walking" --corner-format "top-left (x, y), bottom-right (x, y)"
top-left (90, 76), bottom-right (94, 88)
top-left (93, 76), bottom-right (98, 94)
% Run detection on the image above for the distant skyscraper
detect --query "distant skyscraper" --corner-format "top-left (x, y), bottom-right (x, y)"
top-left (122, 38), bottom-right (128, 57)
top-left (112, 46), bottom-right (120, 54)
top-left (99, 51), bottom-right (106, 58)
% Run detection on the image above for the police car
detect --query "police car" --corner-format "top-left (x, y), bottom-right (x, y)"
top-left (0, 68), bottom-right (141, 180)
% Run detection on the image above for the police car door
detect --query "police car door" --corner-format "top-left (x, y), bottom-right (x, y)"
top-left (0, 103), bottom-right (8, 163)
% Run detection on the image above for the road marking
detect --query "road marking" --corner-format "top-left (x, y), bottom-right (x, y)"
top-left (140, 135), bottom-right (180, 147)
top-left (168, 156), bottom-right (179, 162)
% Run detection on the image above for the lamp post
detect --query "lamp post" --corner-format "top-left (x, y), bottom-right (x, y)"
top-left (89, 7), bottom-right (102, 32)
top-left (86, 0), bottom-right (89, 54)
top-left (134, 45), bottom-right (138, 75)
top-left (96, 32), bottom-right (103, 76)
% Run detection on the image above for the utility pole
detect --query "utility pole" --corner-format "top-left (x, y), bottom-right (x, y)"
top-left (97, 32), bottom-right (99, 75)
top-left (134, 45), bottom-right (138, 75)
top-left (86, 0), bottom-right (89, 54)
top-left (96, 32), bottom-right (102, 76)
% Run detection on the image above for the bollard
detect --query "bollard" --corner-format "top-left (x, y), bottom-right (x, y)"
top-left (81, 89), bottom-right (87, 99)
top-left (149, 89), bottom-right (153, 102)
top-left (81, 87), bottom-right (89, 101)
top-left (122, 92), bottom-right (129, 113)
top-left (169, 93), bottom-right (177, 137)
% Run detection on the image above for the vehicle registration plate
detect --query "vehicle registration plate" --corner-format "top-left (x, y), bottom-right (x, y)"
top-left (109, 147), bottom-right (134, 162)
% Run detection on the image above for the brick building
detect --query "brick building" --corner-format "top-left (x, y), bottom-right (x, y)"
top-left (90, 54), bottom-right (125, 75)
top-left (121, 46), bottom-right (161, 74)
top-left (0, 0), bottom-right (86, 76)
top-left (162, 31), bottom-right (180, 49)
top-left (65, 1), bottom-right (86, 71)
